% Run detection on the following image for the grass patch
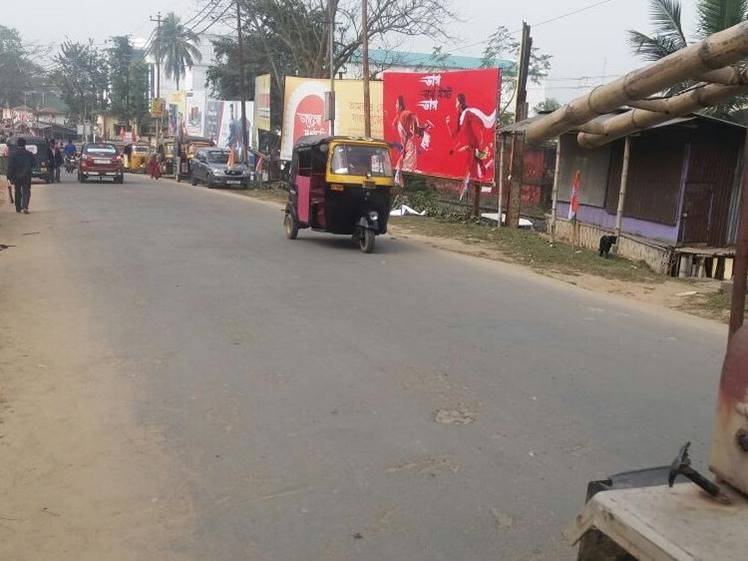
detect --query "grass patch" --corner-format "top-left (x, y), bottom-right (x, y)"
top-left (682, 288), bottom-right (746, 323)
top-left (391, 215), bottom-right (662, 284)
top-left (221, 182), bottom-right (288, 204)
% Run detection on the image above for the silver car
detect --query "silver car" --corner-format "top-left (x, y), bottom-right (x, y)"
top-left (190, 148), bottom-right (252, 188)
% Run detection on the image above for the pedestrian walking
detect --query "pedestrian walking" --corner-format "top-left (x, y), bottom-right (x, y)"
top-left (46, 140), bottom-right (56, 183)
top-left (54, 144), bottom-right (63, 182)
top-left (6, 138), bottom-right (36, 214)
top-left (148, 153), bottom-right (161, 180)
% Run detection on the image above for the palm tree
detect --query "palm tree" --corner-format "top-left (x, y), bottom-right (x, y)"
top-left (152, 12), bottom-right (202, 90)
top-left (627, 0), bottom-right (747, 61)
top-left (627, 0), bottom-right (747, 110)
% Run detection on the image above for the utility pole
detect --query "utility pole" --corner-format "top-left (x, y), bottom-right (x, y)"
top-left (328, 0), bottom-right (336, 134)
top-left (126, 51), bottom-right (131, 131)
top-left (507, 21), bottom-right (531, 229)
top-left (149, 12), bottom-right (162, 145)
top-left (236, 0), bottom-right (249, 163)
top-left (729, 126), bottom-right (748, 339)
top-left (361, 0), bottom-right (371, 137)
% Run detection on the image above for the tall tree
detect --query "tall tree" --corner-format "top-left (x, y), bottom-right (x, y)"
top-left (627, 0), bottom-right (748, 111)
top-left (206, 0), bottom-right (455, 127)
top-left (480, 25), bottom-right (553, 123)
top-left (52, 40), bottom-right (109, 126)
top-left (0, 25), bottom-right (44, 108)
top-left (627, 0), bottom-right (747, 60)
top-left (152, 12), bottom-right (202, 90)
top-left (107, 36), bottom-right (149, 125)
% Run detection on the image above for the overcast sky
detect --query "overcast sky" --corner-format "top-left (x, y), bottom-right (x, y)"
top-left (5, 0), bottom-right (702, 101)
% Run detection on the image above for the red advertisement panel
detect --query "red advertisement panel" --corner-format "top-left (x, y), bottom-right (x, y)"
top-left (383, 69), bottom-right (500, 183)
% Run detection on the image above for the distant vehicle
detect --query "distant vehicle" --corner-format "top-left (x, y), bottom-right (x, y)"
top-left (190, 148), bottom-right (252, 188)
top-left (7, 136), bottom-right (53, 183)
top-left (78, 143), bottom-right (124, 183)
top-left (128, 144), bottom-right (151, 173)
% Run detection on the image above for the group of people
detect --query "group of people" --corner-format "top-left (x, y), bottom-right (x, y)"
top-left (4, 138), bottom-right (77, 214)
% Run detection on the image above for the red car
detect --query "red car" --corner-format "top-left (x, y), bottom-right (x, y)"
top-left (78, 143), bottom-right (125, 184)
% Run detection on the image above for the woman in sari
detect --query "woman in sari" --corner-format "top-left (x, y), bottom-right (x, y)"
top-left (392, 96), bottom-right (420, 173)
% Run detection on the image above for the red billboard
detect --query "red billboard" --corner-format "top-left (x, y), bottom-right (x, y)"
top-left (383, 69), bottom-right (500, 183)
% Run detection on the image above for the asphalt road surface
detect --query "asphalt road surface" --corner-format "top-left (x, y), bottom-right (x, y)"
top-left (0, 174), bottom-right (727, 561)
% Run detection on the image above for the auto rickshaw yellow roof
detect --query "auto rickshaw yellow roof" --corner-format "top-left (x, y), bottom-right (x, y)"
top-left (294, 135), bottom-right (389, 149)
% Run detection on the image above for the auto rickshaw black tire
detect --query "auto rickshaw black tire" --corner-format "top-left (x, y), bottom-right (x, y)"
top-left (284, 213), bottom-right (299, 240)
top-left (191, 175), bottom-right (198, 186)
top-left (359, 228), bottom-right (375, 253)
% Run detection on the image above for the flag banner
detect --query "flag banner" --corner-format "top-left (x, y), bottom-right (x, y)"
top-left (568, 169), bottom-right (581, 221)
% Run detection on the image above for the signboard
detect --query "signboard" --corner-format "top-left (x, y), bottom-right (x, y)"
top-left (280, 77), bottom-right (383, 160)
top-left (383, 69), bottom-right (500, 182)
top-left (166, 91), bottom-right (187, 138)
top-left (186, 91), bottom-right (206, 137)
top-left (254, 74), bottom-right (272, 132)
top-left (150, 98), bottom-right (166, 118)
top-left (205, 100), bottom-right (253, 152)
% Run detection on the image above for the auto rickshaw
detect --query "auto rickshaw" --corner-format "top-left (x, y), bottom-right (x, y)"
top-left (284, 135), bottom-right (393, 253)
top-left (158, 138), bottom-right (176, 176)
top-left (129, 143), bottom-right (151, 173)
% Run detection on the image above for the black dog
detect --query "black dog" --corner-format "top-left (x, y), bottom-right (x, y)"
top-left (598, 235), bottom-right (617, 258)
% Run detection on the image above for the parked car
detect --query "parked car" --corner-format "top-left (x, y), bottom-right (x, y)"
top-left (78, 143), bottom-right (124, 183)
top-left (7, 136), bottom-right (53, 183)
top-left (190, 148), bottom-right (252, 188)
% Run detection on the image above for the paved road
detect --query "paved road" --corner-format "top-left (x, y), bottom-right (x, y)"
top-left (0, 175), bottom-right (727, 560)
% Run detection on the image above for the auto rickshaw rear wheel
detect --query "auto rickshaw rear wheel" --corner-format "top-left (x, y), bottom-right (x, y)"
top-left (359, 228), bottom-right (375, 253)
top-left (284, 212), bottom-right (298, 240)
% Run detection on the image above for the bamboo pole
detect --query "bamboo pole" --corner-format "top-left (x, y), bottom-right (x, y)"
top-left (579, 83), bottom-right (746, 148)
top-left (525, 20), bottom-right (748, 145)
top-left (497, 136), bottom-right (505, 228)
top-left (549, 137), bottom-right (562, 244)
top-left (613, 136), bottom-right (632, 253)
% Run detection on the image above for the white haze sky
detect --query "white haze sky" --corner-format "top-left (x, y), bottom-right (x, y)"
top-left (4, 0), bottom-right (702, 101)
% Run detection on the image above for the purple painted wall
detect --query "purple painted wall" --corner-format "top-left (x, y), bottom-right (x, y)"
top-left (555, 202), bottom-right (681, 245)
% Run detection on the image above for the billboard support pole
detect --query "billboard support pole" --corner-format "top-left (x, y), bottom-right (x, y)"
top-left (362, 0), bottom-right (371, 137)
top-left (329, 0), bottom-right (336, 134)
top-left (236, 0), bottom-right (249, 163)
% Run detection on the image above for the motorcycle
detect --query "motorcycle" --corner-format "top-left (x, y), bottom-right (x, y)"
top-left (64, 155), bottom-right (77, 173)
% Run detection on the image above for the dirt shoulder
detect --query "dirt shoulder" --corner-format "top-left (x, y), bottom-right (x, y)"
top-left (0, 210), bottom-right (195, 561)
top-left (221, 186), bottom-right (728, 323)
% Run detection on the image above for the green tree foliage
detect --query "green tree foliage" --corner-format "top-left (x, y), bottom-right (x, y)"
top-left (206, 0), bottom-right (454, 128)
top-left (627, 0), bottom-right (748, 113)
top-left (152, 12), bottom-right (202, 90)
top-left (107, 36), bottom-right (150, 125)
top-left (533, 98), bottom-right (562, 114)
top-left (480, 25), bottom-right (553, 119)
top-left (628, 0), bottom-right (747, 57)
top-left (0, 25), bottom-right (44, 107)
top-left (52, 41), bottom-right (109, 125)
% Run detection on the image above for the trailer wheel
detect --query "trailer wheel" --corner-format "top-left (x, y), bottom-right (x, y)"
top-left (284, 213), bottom-right (298, 240)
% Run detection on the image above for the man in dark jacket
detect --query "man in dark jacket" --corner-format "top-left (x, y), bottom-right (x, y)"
top-left (46, 140), bottom-right (56, 183)
top-left (54, 144), bottom-right (64, 182)
top-left (6, 138), bottom-right (36, 213)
